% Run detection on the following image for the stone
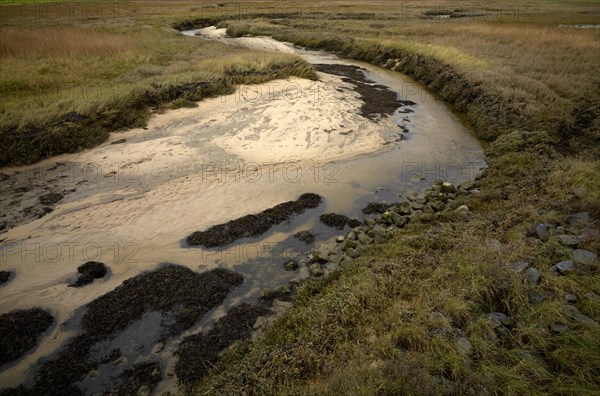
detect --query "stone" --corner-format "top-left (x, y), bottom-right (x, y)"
top-left (578, 228), bottom-right (600, 243)
top-left (557, 234), bottom-right (580, 247)
top-left (382, 211), bottom-right (393, 224)
top-left (308, 263), bottom-right (324, 277)
top-left (456, 337), bottom-right (472, 353)
top-left (364, 219), bottom-right (376, 228)
top-left (562, 305), bottom-right (599, 326)
top-left (284, 260), bottom-right (299, 271)
top-left (550, 323), bottom-right (568, 334)
top-left (556, 226), bottom-right (566, 235)
top-left (430, 312), bottom-right (445, 321)
top-left (312, 250), bottom-right (329, 263)
top-left (346, 248), bottom-right (361, 259)
top-left (358, 233), bottom-right (374, 245)
top-left (572, 187), bottom-right (588, 198)
top-left (585, 292), bottom-right (600, 300)
top-left (346, 230), bottom-right (358, 240)
top-left (406, 190), bottom-right (419, 201)
top-left (486, 312), bottom-right (516, 329)
top-left (527, 290), bottom-right (546, 305)
top-left (572, 249), bottom-right (598, 265)
top-left (530, 223), bottom-right (550, 242)
top-left (327, 254), bottom-right (342, 266)
top-left (137, 385), bottom-right (151, 396)
top-left (510, 261), bottom-right (529, 272)
top-left (565, 293), bottom-right (578, 303)
top-left (430, 200), bottom-right (445, 212)
top-left (342, 239), bottom-right (358, 250)
top-left (152, 342), bottom-right (164, 354)
top-left (460, 180), bottom-right (476, 191)
top-left (441, 182), bottom-right (457, 193)
top-left (335, 235), bottom-right (345, 243)
top-left (550, 260), bottom-right (575, 275)
top-left (391, 212), bottom-right (407, 227)
top-left (456, 205), bottom-right (469, 213)
top-left (396, 201), bottom-right (412, 215)
top-left (568, 212), bottom-right (589, 226)
top-left (410, 202), bottom-right (424, 211)
top-left (525, 267), bottom-right (541, 287)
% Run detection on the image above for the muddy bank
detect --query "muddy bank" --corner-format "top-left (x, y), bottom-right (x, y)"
top-left (176, 302), bottom-right (270, 384)
top-left (1, 265), bottom-right (243, 395)
top-left (186, 193), bottom-right (322, 248)
top-left (110, 361), bottom-right (162, 396)
top-left (0, 309), bottom-right (54, 368)
top-left (175, 286), bottom-right (296, 385)
top-left (313, 63), bottom-right (407, 120)
top-left (0, 168), bottom-right (72, 233)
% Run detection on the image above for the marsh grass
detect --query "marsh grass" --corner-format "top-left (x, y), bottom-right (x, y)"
top-left (0, 20), bottom-right (315, 165)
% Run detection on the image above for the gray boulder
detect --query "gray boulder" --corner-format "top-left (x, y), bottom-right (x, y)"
top-left (486, 312), bottom-right (516, 329)
top-left (510, 261), bottom-right (529, 272)
top-left (525, 267), bottom-right (541, 287)
top-left (562, 305), bottom-right (599, 327)
top-left (530, 223), bottom-right (550, 242)
top-left (572, 249), bottom-right (598, 265)
top-left (557, 234), bottom-right (579, 247)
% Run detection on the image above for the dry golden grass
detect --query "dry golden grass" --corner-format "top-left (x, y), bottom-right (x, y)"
top-left (0, 27), bottom-right (138, 58)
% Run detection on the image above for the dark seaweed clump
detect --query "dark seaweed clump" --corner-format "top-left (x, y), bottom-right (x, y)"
top-left (186, 193), bottom-right (322, 248)
top-left (362, 202), bottom-right (400, 214)
top-left (319, 213), bottom-right (362, 230)
top-left (1, 265), bottom-right (244, 395)
top-left (294, 230), bottom-right (316, 244)
top-left (175, 303), bottom-right (270, 384)
top-left (0, 308), bottom-right (54, 367)
top-left (313, 64), bottom-right (403, 120)
top-left (109, 361), bottom-right (162, 396)
top-left (0, 270), bottom-right (13, 285)
top-left (69, 261), bottom-right (108, 287)
top-left (82, 265), bottom-right (244, 337)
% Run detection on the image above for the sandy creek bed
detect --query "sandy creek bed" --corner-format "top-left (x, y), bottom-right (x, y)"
top-left (0, 28), bottom-right (485, 393)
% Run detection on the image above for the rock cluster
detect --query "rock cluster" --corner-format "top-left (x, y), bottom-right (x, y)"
top-left (297, 180), bottom-right (479, 276)
top-left (513, 211), bottom-right (599, 332)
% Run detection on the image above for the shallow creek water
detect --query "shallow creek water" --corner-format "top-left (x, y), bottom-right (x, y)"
top-left (0, 27), bottom-right (485, 393)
